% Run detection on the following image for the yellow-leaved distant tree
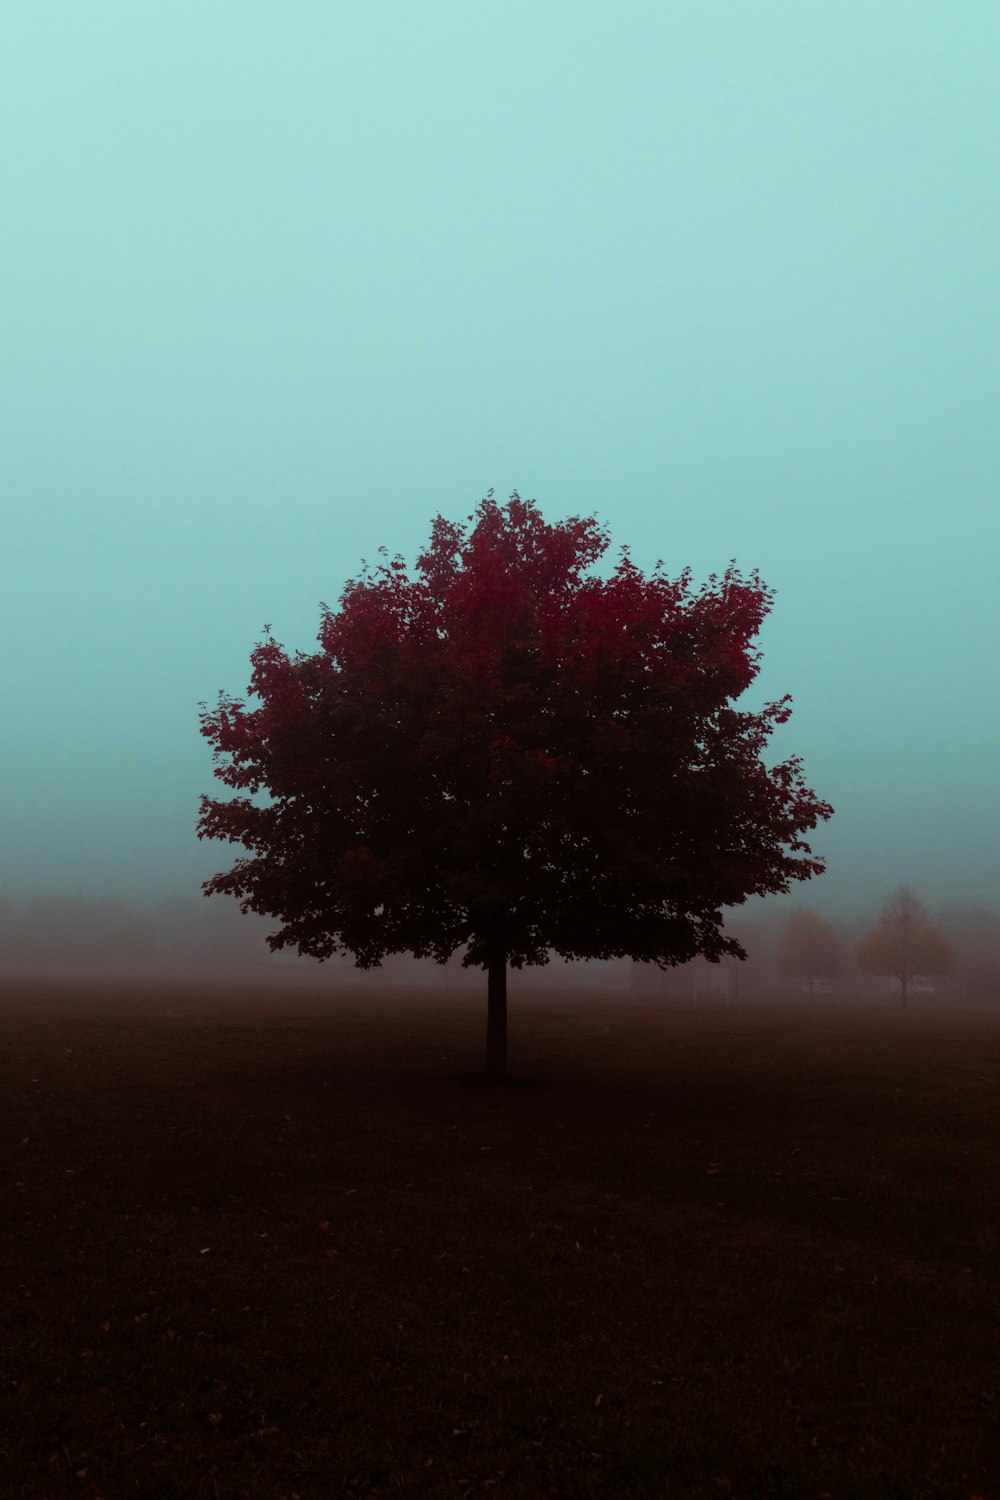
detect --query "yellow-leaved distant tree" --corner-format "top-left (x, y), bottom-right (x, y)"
top-left (777, 908), bottom-right (841, 997)
top-left (856, 886), bottom-right (953, 1007)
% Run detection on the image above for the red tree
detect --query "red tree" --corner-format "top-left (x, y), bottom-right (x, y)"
top-left (198, 492), bottom-right (832, 1075)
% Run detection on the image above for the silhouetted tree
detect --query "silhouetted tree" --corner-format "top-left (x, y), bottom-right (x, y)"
top-left (777, 907), bottom-right (842, 997)
top-left (856, 885), bottom-right (953, 1007)
top-left (199, 492), bottom-right (832, 1076)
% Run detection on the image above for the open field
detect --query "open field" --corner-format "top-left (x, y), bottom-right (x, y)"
top-left (2, 978), bottom-right (999, 1499)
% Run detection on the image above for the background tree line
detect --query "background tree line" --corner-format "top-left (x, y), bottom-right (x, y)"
top-left (633, 888), bottom-right (999, 1007)
top-left (0, 883), bottom-right (997, 1005)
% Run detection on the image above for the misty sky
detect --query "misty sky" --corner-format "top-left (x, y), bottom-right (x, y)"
top-left (2, 2), bottom-right (997, 927)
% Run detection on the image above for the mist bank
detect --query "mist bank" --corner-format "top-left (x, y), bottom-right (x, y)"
top-left (0, 889), bottom-right (997, 1006)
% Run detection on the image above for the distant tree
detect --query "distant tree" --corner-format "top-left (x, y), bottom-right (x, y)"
top-left (149, 894), bottom-right (274, 976)
top-left (937, 905), bottom-right (1000, 1005)
top-left (856, 885), bottom-right (954, 1007)
top-left (777, 907), bottom-right (842, 997)
top-left (198, 491), bottom-right (833, 1076)
top-left (0, 889), bottom-right (21, 972)
top-left (5, 892), bottom-right (157, 976)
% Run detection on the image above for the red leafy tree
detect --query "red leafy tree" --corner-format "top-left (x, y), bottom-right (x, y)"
top-left (198, 492), bottom-right (832, 1076)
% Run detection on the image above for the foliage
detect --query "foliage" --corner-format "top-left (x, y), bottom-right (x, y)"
top-left (776, 907), bottom-right (841, 991)
top-left (198, 492), bottom-right (832, 982)
top-left (856, 885), bottom-right (954, 1003)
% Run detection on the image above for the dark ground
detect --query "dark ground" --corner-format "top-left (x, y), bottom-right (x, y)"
top-left (2, 976), bottom-right (998, 1498)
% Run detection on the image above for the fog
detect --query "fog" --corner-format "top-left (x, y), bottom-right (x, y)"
top-left (3, 5), bottom-right (998, 981)
top-left (1, 890), bottom-right (998, 1013)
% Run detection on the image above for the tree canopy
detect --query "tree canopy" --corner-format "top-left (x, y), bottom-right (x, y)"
top-left (198, 492), bottom-right (833, 1072)
top-left (856, 885), bottom-right (953, 1007)
top-left (777, 908), bottom-right (842, 996)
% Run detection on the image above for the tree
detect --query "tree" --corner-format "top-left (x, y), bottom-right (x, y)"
top-left (198, 491), bottom-right (833, 1076)
top-left (856, 885), bottom-right (954, 1007)
top-left (938, 905), bottom-right (1000, 1005)
top-left (777, 908), bottom-right (842, 997)
top-left (13, 892), bottom-right (157, 976)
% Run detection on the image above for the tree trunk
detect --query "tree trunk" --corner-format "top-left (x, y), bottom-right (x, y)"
top-left (486, 950), bottom-right (508, 1077)
top-left (900, 973), bottom-right (908, 1010)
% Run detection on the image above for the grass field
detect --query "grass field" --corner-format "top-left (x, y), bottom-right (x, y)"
top-left (2, 977), bottom-right (998, 1499)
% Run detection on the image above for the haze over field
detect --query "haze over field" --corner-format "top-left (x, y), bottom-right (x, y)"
top-left (2, 3), bottom-right (997, 967)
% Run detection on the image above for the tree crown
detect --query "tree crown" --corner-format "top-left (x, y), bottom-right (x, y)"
top-left (777, 907), bottom-right (842, 979)
top-left (856, 884), bottom-right (954, 981)
top-left (198, 492), bottom-right (833, 971)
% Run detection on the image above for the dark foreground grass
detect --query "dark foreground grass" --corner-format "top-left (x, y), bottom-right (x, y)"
top-left (2, 977), bottom-right (999, 1499)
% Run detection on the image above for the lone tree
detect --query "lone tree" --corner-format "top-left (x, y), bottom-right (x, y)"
top-left (856, 885), bottom-right (954, 1007)
top-left (198, 492), bottom-right (832, 1076)
top-left (777, 907), bottom-right (842, 997)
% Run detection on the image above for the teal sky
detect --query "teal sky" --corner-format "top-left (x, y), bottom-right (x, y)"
top-left (2, 1), bottom-right (997, 925)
